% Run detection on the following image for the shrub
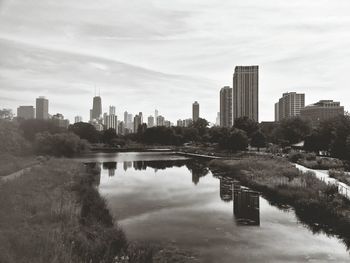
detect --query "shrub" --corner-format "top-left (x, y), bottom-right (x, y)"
top-left (34, 132), bottom-right (89, 157)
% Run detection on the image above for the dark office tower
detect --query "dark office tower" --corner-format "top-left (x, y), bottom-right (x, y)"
top-left (91, 96), bottom-right (102, 121)
top-left (36, 96), bottom-right (49, 120)
top-left (220, 86), bottom-right (233, 127)
top-left (233, 66), bottom-right (259, 122)
top-left (192, 101), bottom-right (199, 122)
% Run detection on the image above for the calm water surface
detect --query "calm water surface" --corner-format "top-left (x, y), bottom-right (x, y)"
top-left (78, 152), bottom-right (350, 262)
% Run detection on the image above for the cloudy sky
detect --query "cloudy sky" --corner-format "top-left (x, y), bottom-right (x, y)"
top-left (0, 0), bottom-right (349, 123)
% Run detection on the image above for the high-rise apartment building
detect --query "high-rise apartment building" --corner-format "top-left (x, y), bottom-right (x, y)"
top-left (233, 66), bottom-right (259, 122)
top-left (300, 100), bottom-right (344, 125)
top-left (36, 96), bottom-right (49, 120)
top-left (90, 96), bottom-right (102, 121)
top-left (220, 86), bottom-right (233, 127)
top-left (155, 109), bottom-right (159, 126)
top-left (275, 92), bottom-right (305, 121)
top-left (17, 106), bottom-right (35, 120)
top-left (156, 115), bottom-right (165, 126)
top-left (104, 114), bottom-right (118, 133)
top-left (148, 116), bottom-right (154, 128)
top-left (215, 112), bottom-right (220, 126)
top-left (192, 101), bottom-right (199, 122)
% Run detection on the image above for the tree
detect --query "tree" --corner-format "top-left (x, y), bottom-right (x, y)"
top-left (233, 117), bottom-right (259, 138)
top-left (19, 119), bottom-right (62, 141)
top-left (0, 120), bottom-right (31, 155)
top-left (102, 129), bottom-right (117, 145)
top-left (251, 131), bottom-right (266, 151)
top-left (273, 117), bottom-right (311, 145)
top-left (219, 129), bottom-right (248, 152)
top-left (69, 122), bottom-right (100, 143)
top-left (34, 132), bottom-right (89, 157)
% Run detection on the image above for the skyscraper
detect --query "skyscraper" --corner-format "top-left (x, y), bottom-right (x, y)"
top-left (148, 115), bottom-right (154, 127)
top-left (220, 86), bottom-right (233, 127)
top-left (90, 96), bottom-right (102, 121)
top-left (36, 96), bottom-right (49, 120)
top-left (109, 106), bottom-right (116, 115)
top-left (104, 114), bottom-right (118, 133)
top-left (233, 65), bottom-right (259, 122)
top-left (192, 101), bottom-right (199, 122)
top-left (17, 106), bottom-right (35, 120)
top-left (275, 92), bottom-right (305, 121)
top-left (155, 109), bottom-right (159, 126)
top-left (74, 116), bottom-right (83, 123)
top-left (134, 114), bottom-right (142, 132)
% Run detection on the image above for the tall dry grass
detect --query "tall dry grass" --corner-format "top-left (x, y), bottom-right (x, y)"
top-left (0, 159), bottom-right (128, 263)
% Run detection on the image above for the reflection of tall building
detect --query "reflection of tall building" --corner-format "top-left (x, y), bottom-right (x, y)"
top-left (219, 177), bottom-right (234, 202)
top-left (233, 184), bottom-right (260, 226)
top-left (123, 161), bottom-right (132, 171)
top-left (103, 162), bottom-right (117, 177)
top-left (133, 161), bottom-right (147, 170)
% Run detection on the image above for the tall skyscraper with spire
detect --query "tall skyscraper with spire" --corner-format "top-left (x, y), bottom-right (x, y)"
top-left (90, 89), bottom-right (102, 121)
top-left (233, 65), bottom-right (259, 122)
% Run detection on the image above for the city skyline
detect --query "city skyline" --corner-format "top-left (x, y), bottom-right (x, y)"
top-left (1, 0), bottom-right (349, 123)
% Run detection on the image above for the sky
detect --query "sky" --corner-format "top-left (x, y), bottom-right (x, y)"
top-left (0, 0), bottom-right (349, 123)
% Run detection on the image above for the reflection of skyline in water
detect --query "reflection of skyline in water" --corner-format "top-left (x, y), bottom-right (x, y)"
top-left (233, 183), bottom-right (260, 226)
top-left (97, 160), bottom-right (260, 226)
top-left (98, 159), bottom-right (210, 185)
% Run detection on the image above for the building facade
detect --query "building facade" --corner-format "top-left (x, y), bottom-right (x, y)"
top-left (134, 114), bottom-right (142, 132)
top-left (104, 114), bottom-right (118, 133)
top-left (148, 116), bottom-right (154, 128)
top-left (52, 113), bottom-right (69, 129)
top-left (90, 96), bottom-right (102, 121)
top-left (192, 101), bottom-right (199, 122)
top-left (233, 66), bottom-right (259, 122)
top-left (17, 106), bottom-right (35, 120)
top-left (74, 116), bottom-right (83, 123)
top-left (274, 92), bottom-right (305, 121)
top-left (220, 86), bottom-right (233, 127)
top-left (300, 100), bottom-right (344, 125)
top-left (36, 96), bottom-right (49, 120)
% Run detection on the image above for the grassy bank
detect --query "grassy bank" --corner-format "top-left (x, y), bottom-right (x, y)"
top-left (329, 169), bottom-right (350, 186)
top-left (210, 156), bottom-right (350, 247)
top-left (0, 159), bottom-right (130, 263)
top-left (0, 154), bottom-right (38, 177)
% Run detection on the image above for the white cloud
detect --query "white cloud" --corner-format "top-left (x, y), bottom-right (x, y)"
top-left (0, 0), bottom-right (349, 122)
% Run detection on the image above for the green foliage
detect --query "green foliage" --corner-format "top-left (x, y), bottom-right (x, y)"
top-left (273, 117), bottom-right (311, 145)
top-left (0, 120), bottom-right (31, 155)
top-left (19, 119), bottom-right (63, 141)
top-left (69, 122), bottom-right (100, 143)
top-left (234, 117), bottom-right (259, 138)
top-left (304, 115), bottom-right (350, 159)
top-left (251, 131), bottom-right (266, 150)
top-left (34, 132), bottom-right (89, 157)
top-left (219, 129), bottom-right (248, 152)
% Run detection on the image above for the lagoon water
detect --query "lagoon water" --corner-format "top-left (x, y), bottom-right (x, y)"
top-left (78, 152), bottom-right (350, 262)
